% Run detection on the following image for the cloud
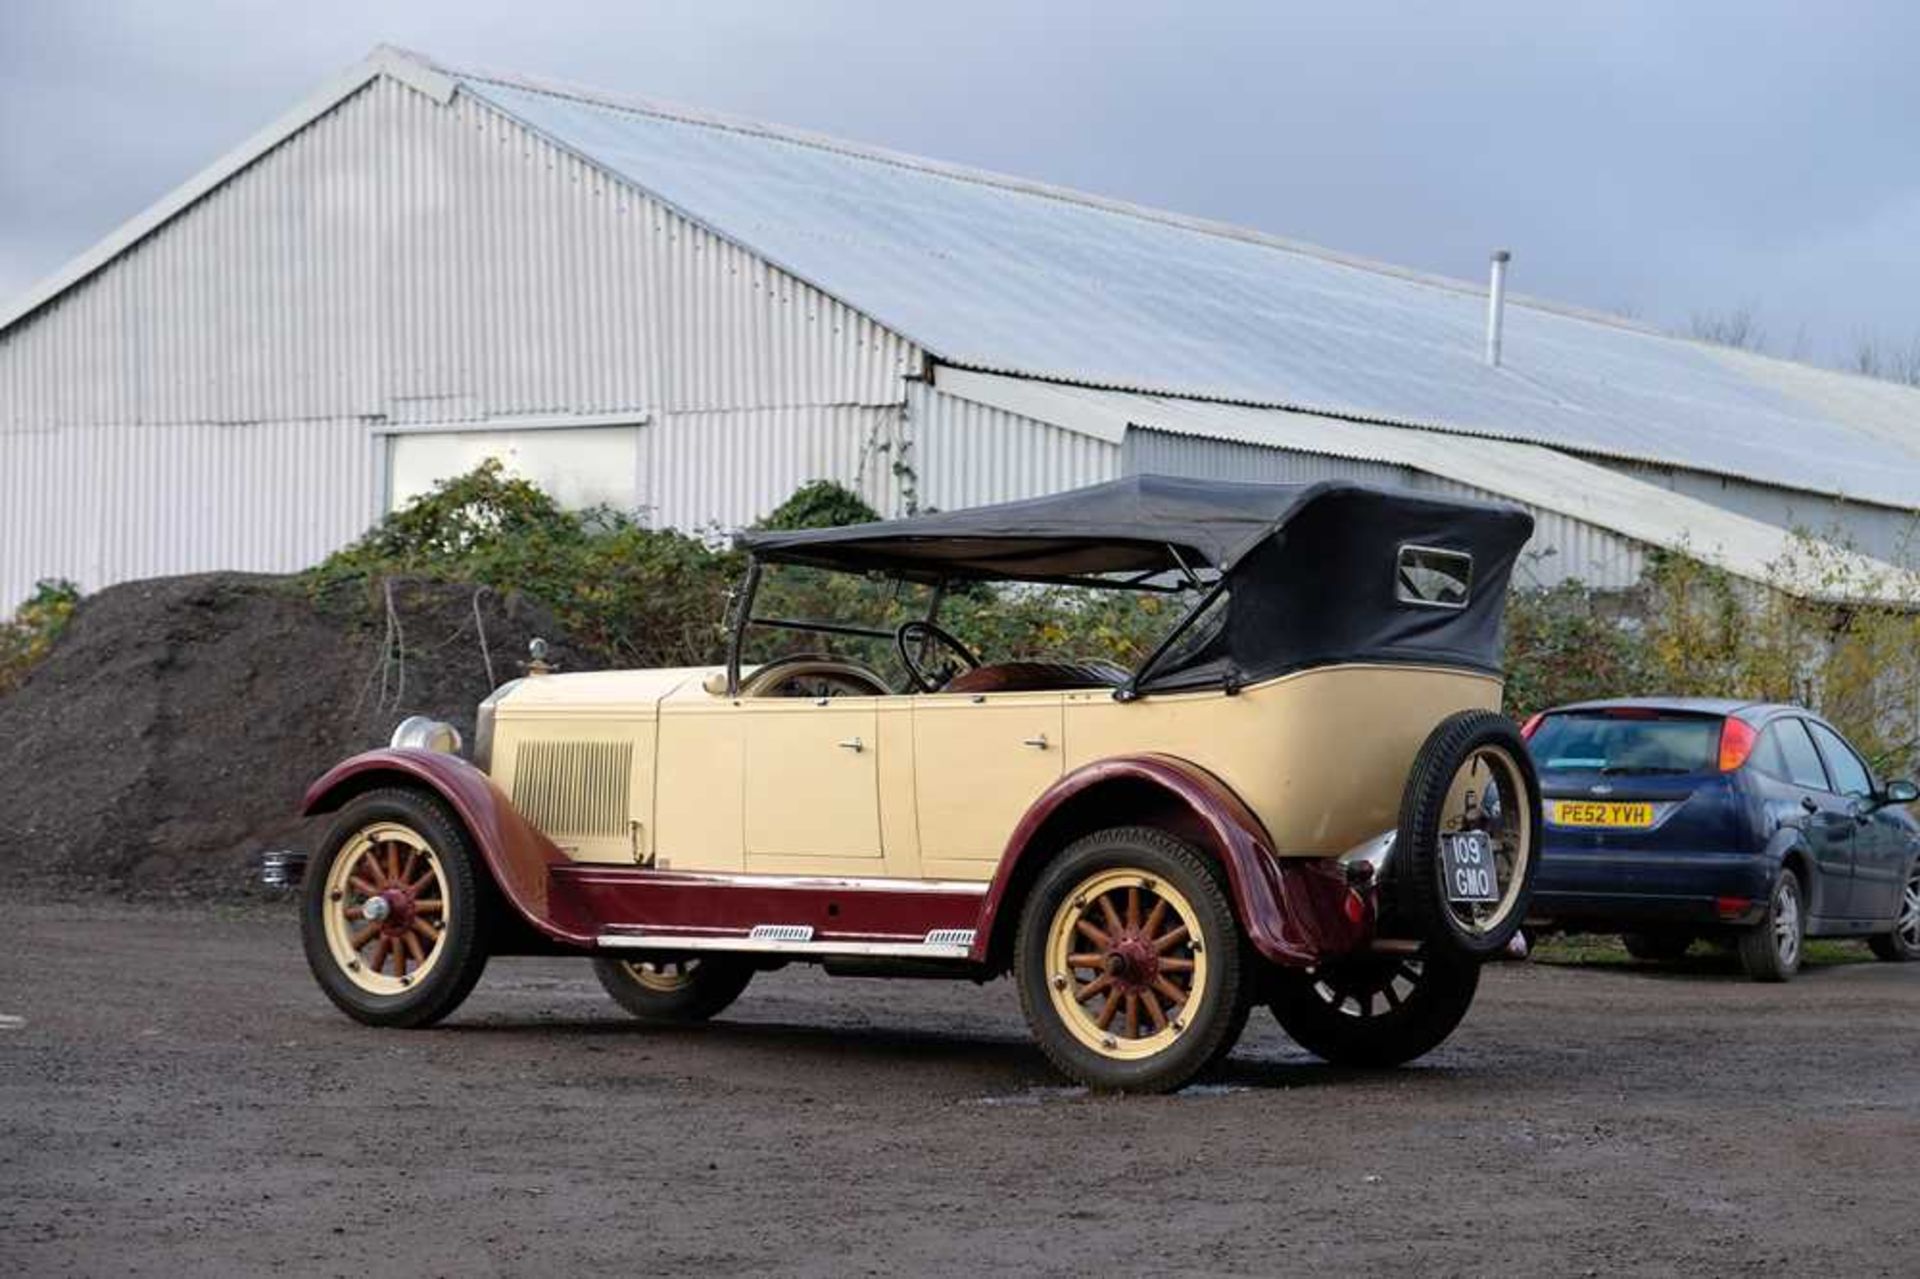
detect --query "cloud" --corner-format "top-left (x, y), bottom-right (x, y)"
top-left (3, 0), bottom-right (1916, 359)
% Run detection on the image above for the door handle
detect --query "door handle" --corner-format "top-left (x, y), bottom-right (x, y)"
top-left (1800, 796), bottom-right (1819, 814)
top-left (1022, 733), bottom-right (1050, 750)
top-left (837, 736), bottom-right (864, 753)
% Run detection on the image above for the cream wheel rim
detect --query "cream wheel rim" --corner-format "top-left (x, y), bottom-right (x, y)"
top-left (322, 823), bottom-right (450, 996)
top-left (1044, 868), bottom-right (1209, 1061)
top-left (1438, 744), bottom-right (1532, 938)
top-left (621, 958), bottom-right (701, 993)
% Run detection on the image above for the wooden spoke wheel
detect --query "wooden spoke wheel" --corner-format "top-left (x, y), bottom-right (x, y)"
top-left (592, 954), bottom-right (754, 1023)
top-left (321, 823), bottom-right (450, 996)
top-left (1043, 868), bottom-right (1210, 1062)
top-left (623, 959), bottom-right (700, 993)
top-left (1435, 743), bottom-right (1533, 943)
top-left (1015, 827), bottom-right (1248, 1093)
top-left (1395, 710), bottom-right (1542, 958)
top-left (301, 788), bottom-right (489, 1029)
top-left (1269, 948), bottom-right (1480, 1067)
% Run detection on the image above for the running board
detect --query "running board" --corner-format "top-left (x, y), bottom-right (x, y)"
top-left (596, 929), bottom-right (977, 961)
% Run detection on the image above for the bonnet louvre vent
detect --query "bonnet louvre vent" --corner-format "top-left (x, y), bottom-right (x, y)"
top-left (511, 740), bottom-right (633, 838)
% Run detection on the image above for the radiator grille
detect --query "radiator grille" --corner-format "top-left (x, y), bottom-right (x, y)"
top-left (511, 740), bottom-right (634, 838)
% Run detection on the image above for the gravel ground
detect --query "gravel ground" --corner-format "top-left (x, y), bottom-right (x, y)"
top-left (2, 895), bottom-right (1916, 1277)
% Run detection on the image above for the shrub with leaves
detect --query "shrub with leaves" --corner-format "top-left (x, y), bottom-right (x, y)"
top-left (1502, 535), bottom-right (1920, 783)
top-left (757, 479), bottom-right (882, 532)
top-left (312, 460), bottom-right (741, 669)
top-left (0, 578), bottom-right (82, 694)
top-left (1501, 578), bottom-right (1650, 719)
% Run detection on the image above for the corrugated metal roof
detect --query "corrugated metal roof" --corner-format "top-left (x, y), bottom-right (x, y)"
top-left (439, 54), bottom-right (1920, 513)
top-left (934, 369), bottom-right (1917, 605)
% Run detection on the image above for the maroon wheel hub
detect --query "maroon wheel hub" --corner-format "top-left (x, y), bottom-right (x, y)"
top-left (1103, 935), bottom-right (1160, 990)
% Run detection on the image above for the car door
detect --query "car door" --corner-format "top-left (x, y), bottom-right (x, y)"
top-left (911, 689), bottom-right (1064, 879)
top-left (1762, 718), bottom-right (1855, 924)
top-left (1806, 720), bottom-right (1899, 921)
top-left (738, 695), bottom-right (884, 871)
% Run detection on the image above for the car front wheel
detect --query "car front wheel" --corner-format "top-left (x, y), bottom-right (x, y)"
top-left (1268, 947), bottom-right (1479, 1067)
top-left (592, 956), bottom-right (755, 1022)
top-left (1866, 858), bottom-right (1920, 963)
top-left (301, 788), bottom-right (491, 1027)
top-left (1014, 827), bottom-right (1248, 1093)
top-left (1738, 869), bottom-right (1804, 982)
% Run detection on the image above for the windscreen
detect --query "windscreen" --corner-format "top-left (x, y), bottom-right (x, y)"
top-left (1528, 711), bottom-right (1723, 776)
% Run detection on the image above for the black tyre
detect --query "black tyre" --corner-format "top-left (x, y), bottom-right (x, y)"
top-left (1622, 931), bottom-right (1694, 963)
top-left (1014, 827), bottom-right (1249, 1093)
top-left (301, 788), bottom-right (491, 1027)
top-left (592, 956), bottom-right (755, 1022)
top-left (1738, 869), bottom-right (1804, 982)
top-left (1392, 710), bottom-right (1542, 959)
top-left (1269, 948), bottom-right (1480, 1067)
top-left (1866, 858), bottom-right (1920, 963)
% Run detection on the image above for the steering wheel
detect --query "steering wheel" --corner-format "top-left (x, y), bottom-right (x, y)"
top-left (895, 621), bottom-right (981, 693)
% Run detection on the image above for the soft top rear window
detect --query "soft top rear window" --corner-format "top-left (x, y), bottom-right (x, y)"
top-left (1527, 710), bottom-right (1722, 776)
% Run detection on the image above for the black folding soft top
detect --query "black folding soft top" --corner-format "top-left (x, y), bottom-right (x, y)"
top-left (739, 475), bottom-right (1535, 690)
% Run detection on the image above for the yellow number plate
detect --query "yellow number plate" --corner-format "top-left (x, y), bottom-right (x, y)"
top-left (1551, 800), bottom-right (1655, 828)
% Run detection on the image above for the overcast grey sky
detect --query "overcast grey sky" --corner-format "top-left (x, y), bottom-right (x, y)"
top-left (3, 0), bottom-right (1917, 365)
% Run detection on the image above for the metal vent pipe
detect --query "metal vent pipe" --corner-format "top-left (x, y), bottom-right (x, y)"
top-left (1485, 249), bottom-right (1511, 367)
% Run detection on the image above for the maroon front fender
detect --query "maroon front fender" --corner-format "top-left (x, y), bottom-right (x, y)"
top-left (302, 749), bottom-right (593, 947)
top-left (969, 754), bottom-right (1371, 968)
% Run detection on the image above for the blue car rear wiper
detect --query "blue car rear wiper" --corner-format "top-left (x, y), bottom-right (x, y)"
top-left (1598, 765), bottom-right (1691, 776)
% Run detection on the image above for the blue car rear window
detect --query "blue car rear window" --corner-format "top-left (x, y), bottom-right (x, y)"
top-left (1529, 712), bottom-right (1720, 775)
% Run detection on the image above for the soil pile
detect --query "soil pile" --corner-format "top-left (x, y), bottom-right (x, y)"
top-left (0, 573), bottom-right (582, 892)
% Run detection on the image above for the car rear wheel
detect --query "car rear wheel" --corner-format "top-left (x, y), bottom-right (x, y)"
top-left (1268, 948), bottom-right (1480, 1067)
top-left (1392, 710), bottom-right (1542, 959)
top-left (1622, 931), bottom-right (1694, 963)
top-left (1014, 827), bottom-right (1248, 1093)
top-left (1738, 869), bottom-right (1804, 982)
top-left (1866, 859), bottom-right (1920, 963)
top-left (301, 788), bottom-right (491, 1027)
top-left (592, 956), bottom-right (755, 1022)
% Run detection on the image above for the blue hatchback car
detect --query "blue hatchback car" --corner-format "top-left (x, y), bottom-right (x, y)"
top-left (1523, 698), bottom-right (1920, 980)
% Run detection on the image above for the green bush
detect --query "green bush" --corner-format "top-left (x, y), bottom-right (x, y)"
top-left (757, 479), bottom-right (881, 531)
top-left (102, 459), bottom-right (1920, 783)
top-left (0, 578), bottom-right (82, 694)
top-left (311, 460), bottom-right (741, 668)
top-left (1501, 578), bottom-right (1650, 719)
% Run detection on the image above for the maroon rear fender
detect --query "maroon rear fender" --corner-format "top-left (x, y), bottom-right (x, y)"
top-left (970, 754), bottom-right (1372, 968)
top-left (302, 749), bottom-right (593, 947)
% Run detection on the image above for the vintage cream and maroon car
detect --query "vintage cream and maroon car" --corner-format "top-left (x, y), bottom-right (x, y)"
top-left (298, 476), bottom-right (1541, 1092)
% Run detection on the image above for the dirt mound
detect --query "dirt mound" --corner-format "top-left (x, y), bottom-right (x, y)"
top-left (0, 573), bottom-right (582, 892)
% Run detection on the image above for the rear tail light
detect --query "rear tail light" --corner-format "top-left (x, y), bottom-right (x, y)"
top-left (1718, 717), bottom-right (1757, 772)
top-left (1520, 712), bottom-right (1544, 740)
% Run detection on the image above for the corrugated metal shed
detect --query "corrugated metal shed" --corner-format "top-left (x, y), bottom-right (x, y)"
top-left (0, 57), bottom-right (922, 605)
top-left (932, 369), bottom-right (1909, 602)
top-left (2, 44), bottom-right (1914, 610)
top-left (435, 55), bottom-right (1920, 514)
top-left (0, 74), bottom-right (918, 429)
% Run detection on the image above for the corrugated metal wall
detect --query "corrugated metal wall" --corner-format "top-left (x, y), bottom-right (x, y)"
top-left (1123, 427), bottom-right (1647, 589)
top-left (1605, 459), bottom-right (1919, 564)
top-left (906, 381), bottom-right (1117, 512)
top-left (639, 404), bottom-right (906, 529)
top-left (0, 77), bottom-right (919, 429)
top-left (0, 418), bottom-right (376, 604)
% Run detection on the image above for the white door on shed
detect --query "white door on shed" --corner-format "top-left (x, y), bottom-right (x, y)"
top-left (386, 425), bottom-right (641, 512)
